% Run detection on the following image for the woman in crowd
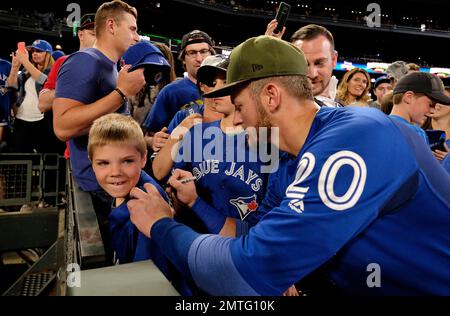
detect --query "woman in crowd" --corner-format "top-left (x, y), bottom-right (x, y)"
top-left (7, 39), bottom-right (54, 153)
top-left (336, 68), bottom-right (371, 106)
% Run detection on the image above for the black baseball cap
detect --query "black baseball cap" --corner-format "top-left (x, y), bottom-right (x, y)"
top-left (393, 72), bottom-right (450, 105)
top-left (79, 13), bottom-right (95, 30)
top-left (180, 30), bottom-right (214, 51)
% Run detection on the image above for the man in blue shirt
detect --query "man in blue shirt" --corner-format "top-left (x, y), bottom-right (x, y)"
top-left (127, 36), bottom-right (450, 295)
top-left (54, 0), bottom-right (144, 192)
top-left (142, 30), bottom-right (215, 134)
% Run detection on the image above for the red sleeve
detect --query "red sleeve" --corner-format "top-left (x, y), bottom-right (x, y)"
top-left (43, 56), bottom-right (67, 90)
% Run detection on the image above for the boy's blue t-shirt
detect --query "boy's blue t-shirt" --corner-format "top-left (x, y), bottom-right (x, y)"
top-left (0, 59), bottom-right (12, 127)
top-left (55, 48), bottom-right (129, 192)
top-left (142, 77), bottom-right (202, 133)
top-left (108, 170), bottom-right (195, 295)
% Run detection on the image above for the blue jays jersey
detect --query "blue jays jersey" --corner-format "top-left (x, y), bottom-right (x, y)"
top-left (151, 106), bottom-right (450, 295)
top-left (174, 120), bottom-right (267, 233)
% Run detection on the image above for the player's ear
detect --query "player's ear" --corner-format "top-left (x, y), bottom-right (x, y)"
top-left (265, 83), bottom-right (281, 113)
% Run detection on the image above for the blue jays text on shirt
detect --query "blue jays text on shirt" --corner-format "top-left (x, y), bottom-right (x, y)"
top-left (191, 159), bottom-right (264, 193)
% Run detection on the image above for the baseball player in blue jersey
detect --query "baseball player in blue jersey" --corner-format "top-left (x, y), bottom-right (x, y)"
top-left (127, 36), bottom-right (450, 295)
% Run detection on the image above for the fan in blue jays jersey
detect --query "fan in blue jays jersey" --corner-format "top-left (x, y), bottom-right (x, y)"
top-left (173, 115), bottom-right (267, 234)
top-left (127, 36), bottom-right (450, 296)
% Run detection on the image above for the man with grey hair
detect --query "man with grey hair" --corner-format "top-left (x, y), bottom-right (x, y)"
top-left (386, 60), bottom-right (409, 88)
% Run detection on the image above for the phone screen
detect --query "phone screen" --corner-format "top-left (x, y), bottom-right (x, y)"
top-left (17, 42), bottom-right (26, 53)
top-left (274, 2), bottom-right (291, 34)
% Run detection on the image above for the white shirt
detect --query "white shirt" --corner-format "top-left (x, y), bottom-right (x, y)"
top-left (16, 76), bottom-right (44, 122)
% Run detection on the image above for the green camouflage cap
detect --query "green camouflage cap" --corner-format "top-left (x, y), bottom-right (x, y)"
top-left (204, 35), bottom-right (308, 98)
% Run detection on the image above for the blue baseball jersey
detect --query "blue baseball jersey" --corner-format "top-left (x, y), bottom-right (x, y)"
top-left (142, 77), bottom-right (202, 132)
top-left (108, 170), bottom-right (195, 295)
top-left (0, 59), bottom-right (12, 127)
top-left (173, 120), bottom-right (268, 233)
top-left (151, 106), bottom-right (450, 295)
top-left (167, 101), bottom-right (204, 134)
top-left (56, 48), bottom-right (129, 192)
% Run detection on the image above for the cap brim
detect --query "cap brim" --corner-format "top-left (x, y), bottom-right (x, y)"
top-left (197, 65), bottom-right (226, 87)
top-left (130, 54), bottom-right (170, 71)
top-left (203, 79), bottom-right (250, 98)
top-left (26, 46), bottom-right (44, 52)
top-left (427, 91), bottom-right (450, 105)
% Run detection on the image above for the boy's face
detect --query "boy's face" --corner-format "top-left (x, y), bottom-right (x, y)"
top-left (91, 143), bottom-right (147, 199)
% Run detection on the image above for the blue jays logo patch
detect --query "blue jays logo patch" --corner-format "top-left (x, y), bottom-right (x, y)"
top-left (230, 194), bottom-right (259, 220)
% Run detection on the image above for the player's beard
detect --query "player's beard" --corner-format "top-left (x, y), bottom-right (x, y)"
top-left (246, 97), bottom-right (273, 149)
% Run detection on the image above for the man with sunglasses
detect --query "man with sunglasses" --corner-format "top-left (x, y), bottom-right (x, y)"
top-left (142, 30), bottom-right (215, 138)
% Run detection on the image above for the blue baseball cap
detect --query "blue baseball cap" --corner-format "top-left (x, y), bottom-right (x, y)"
top-left (27, 39), bottom-right (53, 53)
top-left (373, 76), bottom-right (391, 89)
top-left (52, 50), bottom-right (65, 61)
top-left (122, 41), bottom-right (171, 85)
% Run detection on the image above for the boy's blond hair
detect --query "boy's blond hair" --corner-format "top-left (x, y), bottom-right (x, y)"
top-left (88, 113), bottom-right (146, 159)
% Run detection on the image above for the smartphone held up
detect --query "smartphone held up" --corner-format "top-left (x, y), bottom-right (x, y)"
top-left (274, 2), bottom-right (291, 34)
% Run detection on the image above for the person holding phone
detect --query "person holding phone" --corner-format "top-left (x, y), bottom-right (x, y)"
top-left (6, 39), bottom-right (54, 153)
top-left (266, 21), bottom-right (341, 107)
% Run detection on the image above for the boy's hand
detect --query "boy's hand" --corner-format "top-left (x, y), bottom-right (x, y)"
top-left (127, 183), bottom-right (172, 238)
top-left (152, 127), bottom-right (169, 151)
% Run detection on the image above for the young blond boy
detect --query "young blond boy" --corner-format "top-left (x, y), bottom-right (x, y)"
top-left (88, 113), bottom-right (169, 264)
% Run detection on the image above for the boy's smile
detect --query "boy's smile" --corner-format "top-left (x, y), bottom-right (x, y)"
top-left (92, 143), bottom-right (147, 205)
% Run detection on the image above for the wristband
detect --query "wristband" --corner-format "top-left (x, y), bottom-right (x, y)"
top-left (114, 87), bottom-right (127, 102)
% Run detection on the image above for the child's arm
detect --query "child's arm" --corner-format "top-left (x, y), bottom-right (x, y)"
top-left (152, 114), bottom-right (202, 180)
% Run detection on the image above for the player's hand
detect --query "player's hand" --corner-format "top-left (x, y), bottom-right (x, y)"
top-left (117, 64), bottom-right (146, 97)
top-left (152, 127), bottom-right (169, 151)
top-left (167, 169), bottom-right (198, 208)
top-left (265, 19), bottom-right (286, 39)
top-left (127, 183), bottom-right (172, 238)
